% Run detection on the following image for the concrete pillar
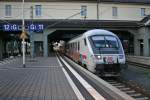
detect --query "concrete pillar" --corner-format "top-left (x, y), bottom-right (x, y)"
top-left (30, 32), bottom-right (35, 58)
top-left (43, 29), bottom-right (56, 57)
top-left (43, 34), bottom-right (48, 57)
top-left (134, 27), bottom-right (150, 56)
top-left (134, 35), bottom-right (140, 56)
top-left (143, 27), bottom-right (150, 56)
top-left (128, 29), bottom-right (140, 56)
top-left (143, 38), bottom-right (149, 56)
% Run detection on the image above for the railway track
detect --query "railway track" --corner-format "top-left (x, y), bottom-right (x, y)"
top-left (103, 77), bottom-right (150, 100)
top-left (61, 55), bottom-right (150, 100)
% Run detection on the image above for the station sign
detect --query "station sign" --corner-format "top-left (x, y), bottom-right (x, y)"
top-left (3, 24), bottom-right (44, 32)
top-left (3, 24), bottom-right (19, 31)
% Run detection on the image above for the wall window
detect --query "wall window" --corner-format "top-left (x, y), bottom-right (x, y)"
top-left (141, 8), bottom-right (146, 17)
top-left (112, 7), bottom-right (118, 17)
top-left (81, 5), bottom-right (87, 17)
top-left (5, 5), bottom-right (11, 16)
top-left (35, 5), bottom-right (41, 16)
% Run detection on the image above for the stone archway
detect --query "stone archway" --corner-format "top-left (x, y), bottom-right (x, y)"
top-left (110, 30), bottom-right (134, 55)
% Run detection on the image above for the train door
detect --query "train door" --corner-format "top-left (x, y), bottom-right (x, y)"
top-left (34, 41), bottom-right (43, 57)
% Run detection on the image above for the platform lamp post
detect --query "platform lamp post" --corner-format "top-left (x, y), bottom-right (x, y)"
top-left (20, 0), bottom-right (27, 68)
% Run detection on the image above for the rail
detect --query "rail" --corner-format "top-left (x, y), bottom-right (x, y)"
top-left (63, 55), bottom-right (150, 100)
top-left (63, 55), bottom-right (135, 100)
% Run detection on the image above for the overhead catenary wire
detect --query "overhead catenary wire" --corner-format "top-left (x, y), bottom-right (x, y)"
top-left (0, 6), bottom-right (81, 25)
top-left (45, 10), bottom-right (84, 29)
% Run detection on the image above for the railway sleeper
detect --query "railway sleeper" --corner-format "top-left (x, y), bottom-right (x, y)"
top-left (120, 87), bottom-right (131, 91)
top-left (111, 83), bottom-right (123, 86)
top-left (125, 90), bottom-right (136, 94)
top-left (129, 93), bottom-right (142, 97)
top-left (115, 85), bottom-right (126, 88)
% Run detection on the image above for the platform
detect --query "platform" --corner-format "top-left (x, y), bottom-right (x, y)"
top-left (126, 55), bottom-right (150, 67)
top-left (0, 56), bottom-right (78, 100)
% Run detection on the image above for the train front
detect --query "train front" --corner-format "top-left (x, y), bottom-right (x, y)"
top-left (89, 34), bottom-right (126, 77)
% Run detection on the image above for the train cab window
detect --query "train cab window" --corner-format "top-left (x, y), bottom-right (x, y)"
top-left (91, 36), bottom-right (105, 48)
top-left (84, 38), bottom-right (87, 46)
top-left (105, 36), bottom-right (119, 48)
top-left (91, 35), bottom-right (119, 48)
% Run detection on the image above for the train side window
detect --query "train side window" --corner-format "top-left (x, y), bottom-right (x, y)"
top-left (84, 38), bottom-right (87, 46)
top-left (73, 43), bottom-right (74, 49)
top-left (69, 44), bottom-right (70, 49)
top-left (78, 42), bottom-right (80, 51)
top-left (75, 42), bottom-right (77, 51)
top-left (73, 43), bottom-right (75, 49)
top-left (76, 42), bottom-right (78, 51)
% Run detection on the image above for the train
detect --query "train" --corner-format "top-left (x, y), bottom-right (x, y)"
top-left (57, 29), bottom-right (127, 76)
top-left (53, 40), bottom-right (65, 53)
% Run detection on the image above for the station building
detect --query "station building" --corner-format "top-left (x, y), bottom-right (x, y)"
top-left (0, 0), bottom-right (150, 59)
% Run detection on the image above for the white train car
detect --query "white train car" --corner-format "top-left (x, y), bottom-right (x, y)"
top-left (66, 29), bottom-right (126, 76)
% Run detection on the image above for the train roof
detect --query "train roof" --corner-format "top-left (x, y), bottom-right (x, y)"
top-left (68, 29), bottom-right (117, 43)
top-left (84, 29), bottom-right (117, 37)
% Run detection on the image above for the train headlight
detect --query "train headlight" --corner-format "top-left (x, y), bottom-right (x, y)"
top-left (95, 55), bottom-right (102, 60)
top-left (119, 55), bottom-right (124, 59)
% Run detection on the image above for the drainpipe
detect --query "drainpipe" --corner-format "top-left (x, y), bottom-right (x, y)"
top-left (97, 0), bottom-right (99, 20)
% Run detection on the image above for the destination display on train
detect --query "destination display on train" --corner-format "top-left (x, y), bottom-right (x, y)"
top-left (3, 24), bottom-right (44, 32)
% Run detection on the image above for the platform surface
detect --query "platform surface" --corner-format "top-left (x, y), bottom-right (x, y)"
top-left (126, 55), bottom-right (150, 66)
top-left (0, 56), bottom-right (78, 100)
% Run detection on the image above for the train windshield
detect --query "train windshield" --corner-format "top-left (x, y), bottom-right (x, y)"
top-left (91, 35), bottom-right (119, 48)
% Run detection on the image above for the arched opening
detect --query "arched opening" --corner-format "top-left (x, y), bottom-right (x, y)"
top-left (110, 30), bottom-right (134, 55)
top-left (47, 30), bottom-right (86, 56)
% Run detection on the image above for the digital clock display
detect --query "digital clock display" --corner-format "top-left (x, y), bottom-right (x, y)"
top-left (3, 24), bottom-right (44, 32)
top-left (3, 24), bottom-right (19, 31)
top-left (29, 24), bottom-right (44, 32)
